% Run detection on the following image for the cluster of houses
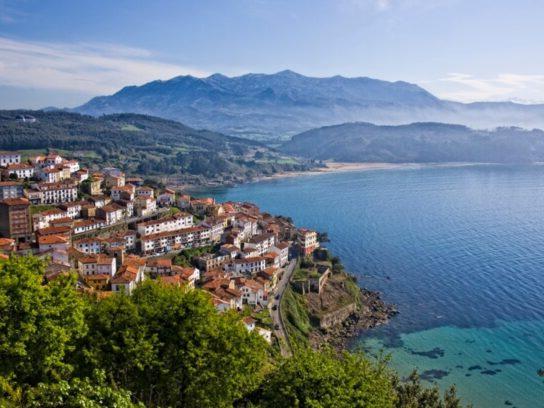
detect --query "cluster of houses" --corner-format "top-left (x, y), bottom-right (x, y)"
top-left (0, 151), bottom-right (321, 343)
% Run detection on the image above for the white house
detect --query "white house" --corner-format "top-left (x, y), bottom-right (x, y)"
top-left (224, 256), bottom-right (267, 276)
top-left (73, 237), bottom-right (103, 254)
top-left (78, 254), bottom-right (116, 276)
top-left (244, 233), bottom-right (276, 256)
top-left (136, 212), bottom-right (193, 236)
top-left (97, 203), bottom-right (125, 225)
top-left (0, 152), bottom-right (21, 167)
top-left (271, 242), bottom-right (290, 267)
top-left (58, 202), bottom-right (82, 219)
top-left (236, 278), bottom-right (268, 306)
top-left (36, 182), bottom-right (78, 204)
top-left (111, 256), bottom-right (146, 294)
top-left (38, 235), bottom-right (69, 253)
top-left (3, 163), bottom-right (34, 179)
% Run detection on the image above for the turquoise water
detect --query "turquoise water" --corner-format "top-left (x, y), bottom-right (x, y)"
top-left (199, 165), bottom-right (544, 407)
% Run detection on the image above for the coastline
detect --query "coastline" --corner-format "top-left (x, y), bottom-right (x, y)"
top-left (178, 161), bottom-right (497, 193)
top-left (253, 161), bottom-right (492, 183)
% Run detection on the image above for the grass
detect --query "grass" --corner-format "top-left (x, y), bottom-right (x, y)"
top-left (293, 267), bottom-right (309, 281)
top-left (253, 309), bottom-right (273, 326)
top-left (16, 148), bottom-right (100, 161)
top-left (280, 286), bottom-right (311, 347)
top-left (120, 124), bottom-right (143, 132)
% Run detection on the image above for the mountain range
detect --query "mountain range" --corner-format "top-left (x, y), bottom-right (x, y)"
top-left (75, 70), bottom-right (544, 141)
top-left (281, 122), bottom-right (544, 163)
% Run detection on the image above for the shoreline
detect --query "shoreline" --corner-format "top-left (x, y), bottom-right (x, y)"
top-left (178, 162), bottom-right (501, 192)
top-left (310, 286), bottom-right (398, 351)
top-left (251, 161), bottom-right (494, 183)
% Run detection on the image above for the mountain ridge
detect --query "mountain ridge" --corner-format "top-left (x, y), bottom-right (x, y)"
top-left (280, 121), bottom-right (544, 164)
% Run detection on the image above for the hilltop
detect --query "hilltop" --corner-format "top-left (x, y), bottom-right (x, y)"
top-left (281, 122), bottom-right (544, 163)
top-left (0, 110), bottom-right (313, 185)
top-left (75, 70), bottom-right (544, 141)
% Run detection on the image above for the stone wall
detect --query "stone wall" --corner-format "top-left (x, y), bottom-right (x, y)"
top-left (319, 302), bottom-right (359, 330)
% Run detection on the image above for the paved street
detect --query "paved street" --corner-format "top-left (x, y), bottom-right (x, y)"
top-left (271, 258), bottom-right (297, 357)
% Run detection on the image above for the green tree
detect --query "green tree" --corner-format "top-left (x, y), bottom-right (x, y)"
top-left (393, 371), bottom-right (469, 408)
top-left (0, 256), bottom-right (87, 386)
top-left (74, 293), bottom-right (158, 394)
top-left (255, 347), bottom-right (396, 408)
top-left (78, 281), bottom-right (269, 407)
top-left (23, 370), bottom-right (142, 408)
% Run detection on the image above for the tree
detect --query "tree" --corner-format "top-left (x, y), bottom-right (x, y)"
top-left (22, 370), bottom-right (142, 408)
top-left (393, 371), bottom-right (469, 408)
top-left (0, 256), bottom-right (87, 386)
top-left (255, 347), bottom-right (396, 408)
top-left (77, 281), bottom-right (269, 407)
top-left (73, 293), bottom-right (158, 395)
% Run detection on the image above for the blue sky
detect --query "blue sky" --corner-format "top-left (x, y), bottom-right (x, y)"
top-left (1, 0), bottom-right (544, 108)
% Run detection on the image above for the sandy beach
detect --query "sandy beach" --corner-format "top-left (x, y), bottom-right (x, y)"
top-left (260, 161), bottom-right (483, 182)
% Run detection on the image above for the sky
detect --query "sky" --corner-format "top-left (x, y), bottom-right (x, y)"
top-left (1, 0), bottom-right (544, 109)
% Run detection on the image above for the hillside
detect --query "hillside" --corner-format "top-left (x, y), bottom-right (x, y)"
top-left (281, 122), bottom-right (544, 163)
top-left (75, 70), bottom-right (544, 141)
top-left (0, 110), bottom-right (313, 185)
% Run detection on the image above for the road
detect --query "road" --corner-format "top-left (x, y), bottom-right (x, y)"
top-left (271, 258), bottom-right (297, 357)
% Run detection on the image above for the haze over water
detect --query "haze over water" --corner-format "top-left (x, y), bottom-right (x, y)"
top-left (202, 164), bottom-right (544, 407)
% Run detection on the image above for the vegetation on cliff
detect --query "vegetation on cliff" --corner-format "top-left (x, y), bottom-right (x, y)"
top-left (0, 256), bottom-right (468, 407)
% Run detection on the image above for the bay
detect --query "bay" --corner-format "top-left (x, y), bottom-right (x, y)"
top-left (198, 164), bottom-right (544, 407)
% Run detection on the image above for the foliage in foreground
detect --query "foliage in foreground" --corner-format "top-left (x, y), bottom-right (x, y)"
top-left (0, 256), bottom-right (468, 407)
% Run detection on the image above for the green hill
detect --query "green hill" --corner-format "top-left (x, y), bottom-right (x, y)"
top-left (0, 110), bottom-right (313, 185)
top-left (281, 121), bottom-right (544, 163)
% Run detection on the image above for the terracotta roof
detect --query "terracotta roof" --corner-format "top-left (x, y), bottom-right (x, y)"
top-left (263, 252), bottom-right (279, 260)
top-left (100, 203), bottom-right (124, 213)
top-left (173, 266), bottom-right (197, 279)
top-left (159, 274), bottom-right (185, 285)
top-left (37, 225), bottom-right (71, 235)
top-left (243, 316), bottom-right (256, 325)
top-left (39, 208), bottom-right (65, 217)
top-left (73, 237), bottom-right (101, 245)
top-left (6, 163), bottom-right (33, 170)
top-left (147, 258), bottom-right (172, 268)
top-left (37, 182), bottom-right (76, 191)
top-left (73, 218), bottom-right (103, 228)
top-left (275, 242), bottom-right (290, 249)
top-left (0, 237), bottom-right (15, 245)
top-left (49, 217), bottom-right (73, 225)
top-left (79, 254), bottom-right (114, 265)
top-left (111, 267), bottom-right (138, 284)
top-left (0, 197), bottom-right (29, 206)
top-left (38, 235), bottom-right (68, 245)
top-left (83, 273), bottom-right (111, 281)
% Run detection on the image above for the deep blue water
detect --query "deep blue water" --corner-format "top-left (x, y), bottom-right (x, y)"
top-left (198, 165), bottom-right (544, 407)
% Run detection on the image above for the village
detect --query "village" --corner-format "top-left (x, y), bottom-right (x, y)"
top-left (0, 150), bottom-right (323, 346)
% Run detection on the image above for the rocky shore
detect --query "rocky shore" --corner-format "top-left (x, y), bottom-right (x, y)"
top-left (310, 288), bottom-right (398, 350)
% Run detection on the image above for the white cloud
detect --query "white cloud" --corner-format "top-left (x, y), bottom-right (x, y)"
top-left (376, 0), bottom-right (392, 10)
top-left (0, 36), bottom-right (208, 95)
top-left (425, 73), bottom-right (544, 103)
top-left (345, 0), bottom-right (455, 12)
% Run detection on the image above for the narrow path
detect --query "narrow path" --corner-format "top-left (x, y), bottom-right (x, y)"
top-left (271, 258), bottom-right (297, 357)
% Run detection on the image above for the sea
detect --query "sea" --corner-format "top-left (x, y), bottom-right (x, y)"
top-left (198, 164), bottom-right (544, 408)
